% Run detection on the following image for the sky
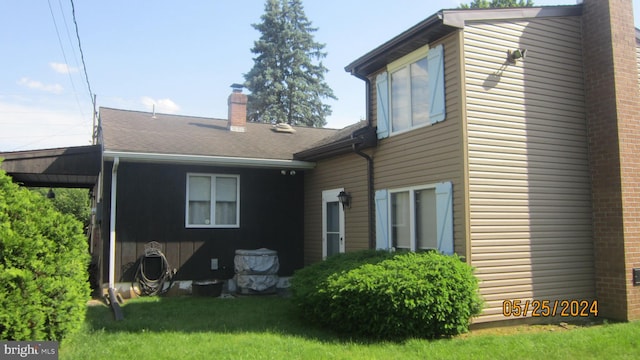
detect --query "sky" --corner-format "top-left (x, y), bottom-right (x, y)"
top-left (1, 0), bottom-right (639, 152)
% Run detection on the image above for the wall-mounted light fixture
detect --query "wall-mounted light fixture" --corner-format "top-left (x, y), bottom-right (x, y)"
top-left (508, 48), bottom-right (527, 63)
top-left (338, 190), bottom-right (351, 209)
top-left (47, 188), bottom-right (56, 199)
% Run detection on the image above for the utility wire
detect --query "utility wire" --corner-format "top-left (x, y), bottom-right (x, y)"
top-left (47, 0), bottom-right (84, 117)
top-left (57, 0), bottom-right (82, 73)
top-left (70, 0), bottom-right (95, 110)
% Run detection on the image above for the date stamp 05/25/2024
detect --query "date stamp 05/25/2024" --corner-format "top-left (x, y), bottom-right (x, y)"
top-left (502, 299), bottom-right (599, 318)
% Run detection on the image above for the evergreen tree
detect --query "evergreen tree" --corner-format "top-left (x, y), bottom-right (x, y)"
top-left (244, 0), bottom-right (336, 127)
top-left (459, 0), bottom-right (534, 8)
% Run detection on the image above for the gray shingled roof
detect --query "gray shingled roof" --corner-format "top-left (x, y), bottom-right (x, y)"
top-left (303, 120), bottom-right (368, 150)
top-left (99, 107), bottom-right (339, 160)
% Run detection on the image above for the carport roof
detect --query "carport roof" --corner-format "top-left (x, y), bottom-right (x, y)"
top-left (0, 145), bottom-right (101, 188)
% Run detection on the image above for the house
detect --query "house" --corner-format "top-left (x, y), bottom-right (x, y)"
top-left (2, 0), bottom-right (638, 325)
top-left (296, 0), bottom-right (640, 323)
top-left (92, 87), bottom-right (338, 293)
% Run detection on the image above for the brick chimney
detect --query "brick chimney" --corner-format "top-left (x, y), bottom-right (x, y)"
top-left (582, 0), bottom-right (640, 321)
top-left (228, 83), bottom-right (247, 132)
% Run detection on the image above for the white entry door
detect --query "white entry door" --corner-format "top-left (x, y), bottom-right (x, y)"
top-left (322, 189), bottom-right (345, 259)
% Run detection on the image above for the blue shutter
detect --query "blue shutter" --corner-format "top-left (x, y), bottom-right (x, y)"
top-left (375, 189), bottom-right (389, 250)
top-left (428, 44), bottom-right (446, 124)
top-left (376, 72), bottom-right (390, 139)
top-left (435, 181), bottom-right (453, 255)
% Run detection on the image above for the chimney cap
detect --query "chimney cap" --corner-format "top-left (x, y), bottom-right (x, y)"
top-left (230, 83), bottom-right (244, 92)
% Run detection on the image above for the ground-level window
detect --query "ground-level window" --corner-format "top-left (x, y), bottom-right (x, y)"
top-left (186, 173), bottom-right (240, 228)
top-left (375, 181), bottom-right (453, 254)
top-left (391, 187), bottom-right (438, 251)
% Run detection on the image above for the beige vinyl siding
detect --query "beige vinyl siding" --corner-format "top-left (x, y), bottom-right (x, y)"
top-left (464, 17), bottom-right (594, 323)
top-left (373, 32), bottom-right (467, 257)
top-left (303, 152), bottom-right (370, 265)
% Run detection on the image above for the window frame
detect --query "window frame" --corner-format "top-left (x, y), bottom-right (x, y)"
top-left (376, 43), bottom-right (446, 140)
top-left (375, 181), bottom-right (452, 254)
top-left (388, 183), bottom-right (438, 252)
top-left (185, 173), bottom-right (240, 229)
top-left (387, 44), bottom-right (431, 136)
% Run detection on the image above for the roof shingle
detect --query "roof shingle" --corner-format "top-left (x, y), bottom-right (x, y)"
top-left (99, 107), bottom-right (339, 160)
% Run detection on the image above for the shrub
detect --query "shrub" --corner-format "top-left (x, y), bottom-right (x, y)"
top-left (0, 167), bottom-right (90, 341)
top-left (290, 250), bottom-right (394, 323)
top-left (31, 188), bottom-right (91, 228)
top-left (294, 251), bottom-right (482, 339)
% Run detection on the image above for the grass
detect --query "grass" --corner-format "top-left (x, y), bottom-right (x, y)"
top-left (60, 296), bottom-right (640, 360)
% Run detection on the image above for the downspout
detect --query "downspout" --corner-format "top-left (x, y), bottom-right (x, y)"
top-left (108, 156), bottom-right (119, 290)
top-left (351, 74), bottom-right (376, 250)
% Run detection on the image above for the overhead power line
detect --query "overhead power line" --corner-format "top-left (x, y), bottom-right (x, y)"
top-left (69, 0), bottom-right (95, 110)
top-left (47, 0), bottom-right (84, 117)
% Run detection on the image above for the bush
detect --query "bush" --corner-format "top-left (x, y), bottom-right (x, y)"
top-left (290, 250), bottom-right (394, 323)
top-left (0, 167), bottom-right (90, 341)
top-left (293, 251), bottom-right (482, 339)
top-left (31, 188), bottom-right (91, 228)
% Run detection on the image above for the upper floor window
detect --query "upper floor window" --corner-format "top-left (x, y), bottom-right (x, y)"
top-left (376, 44), bottom-right (446, 138)
top-left (390, 55), bottom-right (429, 132)
top-left (186, 173), bottom-right (240, 228)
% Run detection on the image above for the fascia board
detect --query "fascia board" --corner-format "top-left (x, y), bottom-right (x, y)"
top-left (442, 6), bottom-right (582, 28)
top-left (103, 150), bottom-right (316, 169)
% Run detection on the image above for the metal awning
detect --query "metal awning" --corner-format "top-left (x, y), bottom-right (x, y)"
top-left (0, 145), bottom-right (101, 188)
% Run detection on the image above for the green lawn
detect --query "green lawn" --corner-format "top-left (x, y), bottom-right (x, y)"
top-left (60, 296), bottom-right (640, 360)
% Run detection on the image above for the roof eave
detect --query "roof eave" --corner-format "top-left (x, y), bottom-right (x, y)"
top-left (345, 5), bottom-right (583, 78)
top-left (294, 126), bottom-right (377, 161)
top-left (441, 5), bottom-right (582, 28)
top-left (345, 12), bottom-right (449, 78)
top-left (103, 150), bottom-right (316, 169)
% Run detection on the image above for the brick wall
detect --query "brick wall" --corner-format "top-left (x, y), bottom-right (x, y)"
top-left (227, 89), bottom-right (247, 132)
top-left (582, 0), bottom-right (640, 320)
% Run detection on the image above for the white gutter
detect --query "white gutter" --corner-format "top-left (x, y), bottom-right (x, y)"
top-left (108, 156), bottom-right (119, 290)
top-left (103, 150), bottom-right (316, 169)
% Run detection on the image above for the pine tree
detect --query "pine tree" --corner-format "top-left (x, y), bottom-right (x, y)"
top-left (244, 0), bottom-right (336, 127)
top-left (459, 0), bottom-right (534, 8)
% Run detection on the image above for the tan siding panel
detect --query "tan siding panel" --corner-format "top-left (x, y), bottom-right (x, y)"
top-left (464, 18), bottom-right (594, 323)
top-left (303, 152), bottom-right (370, 265)
top-left (372, 33), bottom-right (466, 257)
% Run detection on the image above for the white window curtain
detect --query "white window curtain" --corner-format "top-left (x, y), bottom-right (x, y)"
top-left (188, 176), bottom-right (211, 225)
top-left (215, 177), bottom-right (237, 225)
top-left (186, 174), bottom-right (239, 227)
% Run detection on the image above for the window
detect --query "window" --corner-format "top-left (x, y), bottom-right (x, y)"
top-left (375, 182), bottom-right (453, 254)
top-left (390, 56), bottom-right (429, 132)
top-left (376, 44), bottom-right (445, 139)
top-left (391, 188), bottom-right (437, 251)
top-left (186, 174), bottom-right (239, 228)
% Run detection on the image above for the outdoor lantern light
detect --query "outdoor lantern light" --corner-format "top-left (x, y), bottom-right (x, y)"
top-left (338, 190), bottom-right (351, 209)
top-left (47, 188), bottom-right (55, 199)
top-left (508, 48), bottom-right (527, 63)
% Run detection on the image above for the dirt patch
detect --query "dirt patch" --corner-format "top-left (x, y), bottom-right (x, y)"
top-left (459, 319), bottom-right (604, 338)
top-left (87, 299), bottom-right (107, 307)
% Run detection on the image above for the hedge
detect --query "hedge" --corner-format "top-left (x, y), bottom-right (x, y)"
top-left (0, 166), bottom-right (90, 340)
top-left (291, 250), bottom-right (482, 339)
